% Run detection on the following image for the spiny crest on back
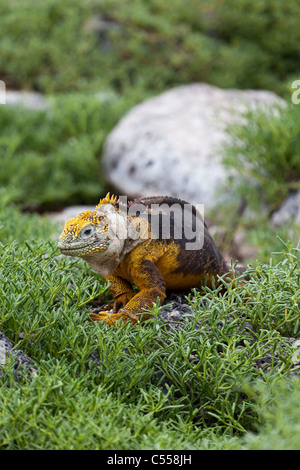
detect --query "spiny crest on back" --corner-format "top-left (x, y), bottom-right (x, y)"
top-left (95, 192), bottom-right (119, 210)
top-left (61, 210), bottom-right (103, 239)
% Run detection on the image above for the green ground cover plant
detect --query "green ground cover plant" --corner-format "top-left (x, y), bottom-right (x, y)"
top-left (0, 207), bottom-right (299, 449)
top-left (223, 103), bottom-right (300, 214)
top-left (1, 0), bottom-right (299, 96)
top-left (0, 93), bottom-right (136, 210)
top-left (1, 0), bottom-right (300, 451)
top-left (212, 101), bottom-right (300, 263)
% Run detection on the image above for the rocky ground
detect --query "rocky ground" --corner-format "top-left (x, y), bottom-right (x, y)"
top-left (0, 332), bottom-right (37, 381)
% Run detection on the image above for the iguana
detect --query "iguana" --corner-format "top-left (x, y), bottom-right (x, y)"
top-left (58, 193), bottom-right (246, 325)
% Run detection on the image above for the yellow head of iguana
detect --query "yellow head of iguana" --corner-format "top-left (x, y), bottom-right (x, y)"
top-left (57, 193), bottom-right (149, 275)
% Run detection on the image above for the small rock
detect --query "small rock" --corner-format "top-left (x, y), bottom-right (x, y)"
top-left (271, 191), bottom-right (300, 227)
top-left (227, 228), bottom-right (259, 262)
top-left (0, 332), bottom-right (37, 381)
top-left (5, 90), bottom-right (48, 110)
top-left (84, 15), bottom-right (122, 52)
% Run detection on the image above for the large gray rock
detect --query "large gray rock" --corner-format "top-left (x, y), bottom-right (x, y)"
top-left (103, 83), bottom-right (284, 209)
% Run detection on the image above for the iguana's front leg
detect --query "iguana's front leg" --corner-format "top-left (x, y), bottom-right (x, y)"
top-left (106, 273), bottom-right (136, 313)
top-left (89, 273), bottom-right (135, 323)
top-left (90, 260), bottom-right (166, 325)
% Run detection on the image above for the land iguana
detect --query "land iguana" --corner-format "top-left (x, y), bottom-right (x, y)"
top-left (58, 193), bottom-right (247, 325)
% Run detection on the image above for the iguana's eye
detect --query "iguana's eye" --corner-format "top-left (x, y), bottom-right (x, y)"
top-left (80, 225), bottom-right (95, 239)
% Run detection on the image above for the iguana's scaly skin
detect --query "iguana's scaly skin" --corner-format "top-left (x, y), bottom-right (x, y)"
top-left (58, 193), bottom-right (241, 325)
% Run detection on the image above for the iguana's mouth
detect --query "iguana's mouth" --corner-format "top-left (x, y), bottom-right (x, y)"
top-left (58, 241), bottom-right (108, 255)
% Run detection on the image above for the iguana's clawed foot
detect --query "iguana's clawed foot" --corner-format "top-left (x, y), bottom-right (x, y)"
top-left (89, 311), bottom-right (124, 325)
top-left (88, 309), bottom-right (141, 326)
